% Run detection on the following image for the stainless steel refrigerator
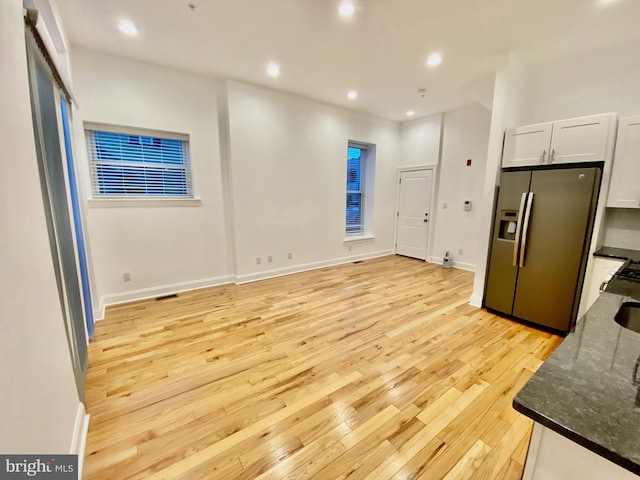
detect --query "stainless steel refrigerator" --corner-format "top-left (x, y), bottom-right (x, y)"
top-left (484, 166), bottom-right (601, 333)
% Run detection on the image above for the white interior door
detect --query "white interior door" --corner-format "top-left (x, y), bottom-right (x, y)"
top-left (396, 169), bottom-right (433, 260)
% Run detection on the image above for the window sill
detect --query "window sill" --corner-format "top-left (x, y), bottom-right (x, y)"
top-left (343, 234), bottom-right (375, 243)
top-left (88, 197), bottom-right (202, 208)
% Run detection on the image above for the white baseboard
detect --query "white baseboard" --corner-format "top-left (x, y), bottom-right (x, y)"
top-left (70, 403), bottom-right (89, 477)
top-left (93, 302), bottom-right (106, 322)
top-left (94, 253), bottom-right (395, 318)
top-left (468, 292), bottom-right (483, 308)
top-left (235, 250), bottom-right (394, 284)
top-left (429, 257), bottom-right (476, 272)
top-left (96, 274), bottom-right (235, 320)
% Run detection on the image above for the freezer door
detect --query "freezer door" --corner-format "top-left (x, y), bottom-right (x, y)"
top-left (484, 171), bottom-right (531, 314)
top-left (512, 167), bottom-right (598, 332)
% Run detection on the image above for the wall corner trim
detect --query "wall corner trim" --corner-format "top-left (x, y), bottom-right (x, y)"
top-left (468, 293), bottom-right (483, 308)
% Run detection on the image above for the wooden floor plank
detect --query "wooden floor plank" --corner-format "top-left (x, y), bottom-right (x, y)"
top-left (83, 255), bottom-right (561, 479)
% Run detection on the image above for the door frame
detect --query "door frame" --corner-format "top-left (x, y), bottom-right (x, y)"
top-left (393, 165), bottom-right (438, 262)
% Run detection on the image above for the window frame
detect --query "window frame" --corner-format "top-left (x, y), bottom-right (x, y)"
top-left (346, 143), bottom-right (366, 235)
top-left (84, 122), bottom-right (195, 202)
top-left (345, 141), bottom-right (375, 240)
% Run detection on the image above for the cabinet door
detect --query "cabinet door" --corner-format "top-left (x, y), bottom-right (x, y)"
top-left (549, 113), bottom-right (614, 164)
top-left (607, 116), bottom-right (640, 208)
top-left (502, 123), bottom-right (553, 168)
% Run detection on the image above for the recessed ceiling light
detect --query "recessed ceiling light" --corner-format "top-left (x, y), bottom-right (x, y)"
top-left (406, 110), bottom-right (416, 117)
top-left (347, 90), bottom-right (358, 100)
top-left (118, 19), bottom-right (138, 36)
top-left (338, 1), bottom-right (356, 17)
top-left (266, 62), bottom-right (280, 78)
top-left (427, 52), bottom-right (442, 67)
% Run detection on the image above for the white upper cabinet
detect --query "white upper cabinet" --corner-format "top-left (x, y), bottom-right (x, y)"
top-left (607, 115), bottom-right (640, 208)
top-left (502, 113), bottom-right (616, 168)
top-left (549, 115), bottom-right (613, 164)
top-left (502, 123), bottom-right (553, 168)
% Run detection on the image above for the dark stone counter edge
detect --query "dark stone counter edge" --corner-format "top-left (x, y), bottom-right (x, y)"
top-left (512, 398), bottom-right (640, 476)
top-left (593, 246), bottom-right (640, 261)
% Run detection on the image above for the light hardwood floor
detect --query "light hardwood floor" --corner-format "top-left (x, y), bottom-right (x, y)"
top-left (83, 255), bottom-right (562, 479)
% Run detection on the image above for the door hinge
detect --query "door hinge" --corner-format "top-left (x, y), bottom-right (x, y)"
top-left (397, 211), bottom-right (399, 217)
top-left (399, 178), bottom-right (402, 184)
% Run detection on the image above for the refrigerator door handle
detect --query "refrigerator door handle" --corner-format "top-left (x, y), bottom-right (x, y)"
top-left (513, 192), bottom-right (528, 267)
top-left (519, 192), bottom-right (534, 268)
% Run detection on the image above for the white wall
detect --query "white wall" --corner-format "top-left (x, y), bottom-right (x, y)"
top-left (525, 40), bottom-right (640, 253)
top-left (70, 49), bottom-right (233, 315)
top-left (431, 104), bottom-right (492, 270)
top-left (603, 209), bottom-right (640, 250)
top-left (526, 40), bottom-right (640, 123)
top-left (0, 0), bottom-right (80, 453)
top-left (226, 80), bottom-right (399, 281)
top-left (470, 53), bottom-right (530, 306)
top-left (399, 114), bottom-right (442, 167)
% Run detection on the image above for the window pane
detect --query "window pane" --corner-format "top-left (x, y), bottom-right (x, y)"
top-left (93, 132), bottom-right (185, 166)
top-left (347, 148), bottom-right (361, 191)
top-left (346, 146), bottom-right (364, 234)
top-left (87, 128), bottom-right (192, 198)
top-left (346, 192), bottom-right (362, 233)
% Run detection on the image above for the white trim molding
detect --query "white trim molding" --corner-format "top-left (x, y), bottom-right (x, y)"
top-left (343, 235), bottom-right (375, 243)
top-left (94, 253), bottom-right (395, 319)
top-left (70, 403), bottom-right (90, 478)
top-left (88, 198), bottom-right (202, 208)
top-left (468, 292), bottom-right (483, 308)
top-left (235, 250), bottom-right (394, 284)
top-left (95, 274), bottom-right (234, 320)
top-left (429, 256), bottom-right (476, 273)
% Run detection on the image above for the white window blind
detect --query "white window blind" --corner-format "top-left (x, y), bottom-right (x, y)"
top-left (85, 124), bottom-right (192, 198)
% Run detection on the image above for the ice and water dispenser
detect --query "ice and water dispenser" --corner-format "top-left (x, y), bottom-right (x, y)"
top-left (497, 210), bottom-right (518, 241)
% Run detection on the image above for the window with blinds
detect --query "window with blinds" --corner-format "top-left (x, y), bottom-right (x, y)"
top-left (346, 144), bottom-right (366, 234)
top-left (85, 124), bottom-right (192, 198)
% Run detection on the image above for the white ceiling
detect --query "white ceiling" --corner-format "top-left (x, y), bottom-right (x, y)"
top-left (54, 0), bottom-right (640, 122)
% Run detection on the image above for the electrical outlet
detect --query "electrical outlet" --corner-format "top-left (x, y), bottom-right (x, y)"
top-left (288, 252), bottom-right (293, 260)
top-left (458, 249), bottom-right (463, 255)
top-left (123, 272), bottom-right (131, 282)
top-left (268, 255), bottom-right (273, 263)
top-left (256, 256), bottom-right (261, 265)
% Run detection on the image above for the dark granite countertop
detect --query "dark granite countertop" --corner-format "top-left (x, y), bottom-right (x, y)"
top-left (514, 290), bottom-right (640, 475)
top-left (594, 246), bottom-right (640, 262)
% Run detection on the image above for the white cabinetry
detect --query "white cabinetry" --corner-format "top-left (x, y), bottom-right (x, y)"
top-left (523, 423), bottom-right (638, 480)
top-left (502, 123), bottom-right (553, 168)
top-left (502, 113), bottom-right (615, 168)
top-left (607, 115), bottom-right (640, 208)
top-left (583, 257), bottom-right (624, 313)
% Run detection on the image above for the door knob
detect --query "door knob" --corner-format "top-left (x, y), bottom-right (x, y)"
top-left (423, 219), bottom-right (428, 223)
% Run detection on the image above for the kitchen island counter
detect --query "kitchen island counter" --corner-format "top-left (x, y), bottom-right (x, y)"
top-left (514, 290), bottom-right (640, 476)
